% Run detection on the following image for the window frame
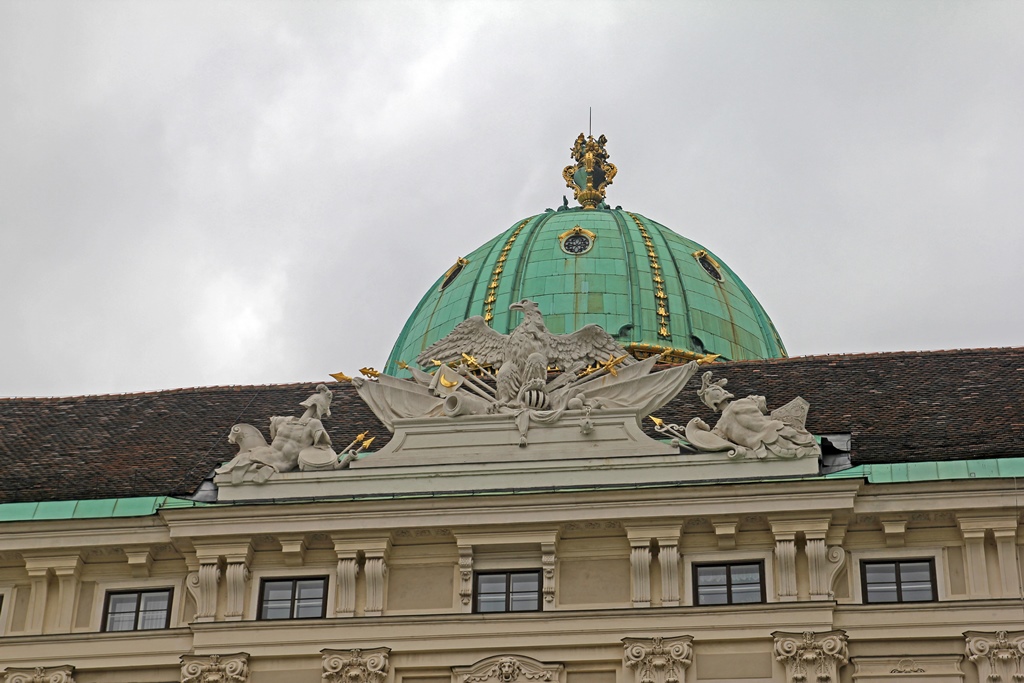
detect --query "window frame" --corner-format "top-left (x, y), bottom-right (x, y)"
top-left (473, 570), bottom-right (543, 614)
top-left (692, 560), bottom-right (766, 606)
top-left (256, 576), bottom-right (329, 621)
top-left (100, 587), bottom-right (174, 632)
top-left (860, 558), bottom-right (938, 604)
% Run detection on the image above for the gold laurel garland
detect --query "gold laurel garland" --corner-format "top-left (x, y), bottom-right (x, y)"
top-left (626, 212), bottom-right (671, 340)
top-left (483, 219), bottom-right (531, 324)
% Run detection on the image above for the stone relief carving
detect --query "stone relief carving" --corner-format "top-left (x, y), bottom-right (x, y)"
top-left (3, 666), bottom-right (75, 683)
top-left (773, 631), bottom-right (848, 683)
top-left (453, 655), bottom-right (563, 683)
top-left (352, 299), bottom-right (699, 444)
top-left (321, 648), bottom-right (390, 683)
top-left (622, 636), bottom-right (694, 683)
top-left (965, 630), bottom-right (1024, 682)
top-left (891, 659), bottom-right (926, 673)
top-left (680, 372), bottom-right (820, 460)
top-left (180, 653), bottom-right (249, 683)
top-left (216, 384), bottom-right (338, 483)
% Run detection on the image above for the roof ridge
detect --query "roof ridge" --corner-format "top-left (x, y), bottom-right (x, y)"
top-left (0, 380), bottom-right (340, 402)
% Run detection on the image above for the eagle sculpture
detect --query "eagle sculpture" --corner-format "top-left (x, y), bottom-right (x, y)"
top-left (416, 299), bottom-right (634, 406)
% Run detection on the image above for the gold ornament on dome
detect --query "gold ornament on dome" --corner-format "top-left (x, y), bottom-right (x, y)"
top-left (563, 133), bottom-right (617, 209)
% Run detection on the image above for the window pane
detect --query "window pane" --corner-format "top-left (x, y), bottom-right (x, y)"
top-left (730, 565), bottom-right (761, 585)
top-left (477, 594), bottom-right (507, 612)
top-left (108, 594), bottom-right (139, 614)
top-left (697, 566), bottom-right (727, 586)
top-left (140, 591), bottom-right (169, 612)
top-left (262, 581), bottom-right (294, 602)
top-left (295, 580), bottom-right (325, 601)
top-left (477, 575), bottom-right (507, 594)
top-left (510, 573), bottom-right (539, 592)
top-left (865, 584), bottom-right (898, 603)
top-left (900, 562), bottom-right (934, 601)
top-left (261, 601), bottom-right (292, 620)
top-left (510, 594), bottom-right (538, 611)
top-left (697, 585), bottom-right (728, 605)
top-left (864, 563), bottom-right (896, 585)
top-left (731, 583), bottom-right (762, 604)
top-left (106, 611), bottom-right (136, 631)
top-left (138, 608), bottom-right (167, 629)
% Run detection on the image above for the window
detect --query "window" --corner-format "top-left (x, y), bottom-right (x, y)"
top-left (693, 562), bottom-right (764, 605)
top-left (102, 589), bottom-right (172, 631)
top-left (258, 577), bottom-right (327, 620)
top-left (474, 571), bottom-right (541, 613)
top-left (862, 560), bottom-right (936, 603)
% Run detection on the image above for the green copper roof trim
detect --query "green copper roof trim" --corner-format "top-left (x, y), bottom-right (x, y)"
top-left (823, 457), bottom-right (1024, 483)
top-left (0, 496), bottom-right (214, 523)
top-left (385, 207), bottom-right (787, 375)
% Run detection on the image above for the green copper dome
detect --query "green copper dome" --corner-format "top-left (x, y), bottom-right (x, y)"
top-left (384, 206), bottom-right (787, 375)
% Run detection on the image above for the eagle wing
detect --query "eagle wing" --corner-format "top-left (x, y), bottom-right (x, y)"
top-left (545, 324), bottom-right (636, 368)
top-left (415, 316), bottom-right (509, 368)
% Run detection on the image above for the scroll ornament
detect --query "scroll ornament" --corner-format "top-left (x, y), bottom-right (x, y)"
top-left (622, 636), bottom-right (694, 683)
top-left (180, 653), bottom-right (249, 683)
top-left (964, 630), bottom-right (1024, 682)
top-left (3, 667), bottom-right (75, 683)
top-left (322, 648), bottom-right (391, 683)
top-left (773, 631), bottom-right (848, 683)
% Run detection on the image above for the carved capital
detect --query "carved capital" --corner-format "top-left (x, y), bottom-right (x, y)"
top-left (180, 653), bottom-right (249, 683)
top-left (965, 630), bottom-right (1024, 683)
top-left (4, 666), bottom-right (76, 683)
top-left (322, 648), bottom-right (391, 683)
top-left (773, 630), bottom-right (848, 683)
top-left (622, 636), bottom-right (693, 683)
top-left (453, 655), bottom-right (563, 683)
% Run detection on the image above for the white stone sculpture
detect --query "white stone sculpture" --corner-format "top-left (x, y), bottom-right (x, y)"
top-left (453, 655), bottom-right (563, 683)
top-left (353, 300), bottom-right (699, 446)
top-left (773, 631), bottom-right (848, 683)
top-left (622, 636), bottom-right (694, 683)
top-left (3, 666), bottom-right (75, 683)
top-left (216, 384), bottom-right (338, 483)
top-left (180, 653), bottom-right (249, 683)
top-left (683, 372), bottom-right (821, 460)
top-left (321, 648), bottom-right (391, 683)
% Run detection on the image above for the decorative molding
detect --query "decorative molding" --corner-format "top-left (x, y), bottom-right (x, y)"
top-left (125, 549), bottom-right (153, 578)
top-left (807, 538), bottom-right (846, 600)
top-left (224, 561), bottom-right (251, 621)
top-left (322, 648), bottom-right (390, 683)
top-left (453, 655), bottom-right (563, 683)
top-left (365, 556), bottom-right (388, 616)
top-left (964, 630), bottom-right (1024, 683)
top-left (630, 544), bottom-right (652, 608)
top-left (773, 630), bottom-right (848, 683)
top-left (622, 635), bottom-right (694, 683)
top-left (4, 666), bottom-right (75, 683)
top-left (336, 556), bottom-right (360, 617)
top-left (851, 655), bottom-right (964, 682)
top-left (712, 521), bottom-right (737, 550)
top-left (882, 520), bottom-right (907, 548)
top-left (774, 537), bottom-right (797, 601)
top-left (458, 544), bottom-right (474, 610)
top-left (280, 538), bottom-right (307, 566)
top-left (658, 542), bottom-right (681, 607)
top-left (194, 561), bottom-right (221, 622)
top-left (180, 653), bottom-right (249, 683)
top-left (541, 541), bottom-right (556, 605)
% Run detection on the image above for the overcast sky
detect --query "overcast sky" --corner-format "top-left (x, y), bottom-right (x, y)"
top-left (1, 0), bottom-right (1022, 398)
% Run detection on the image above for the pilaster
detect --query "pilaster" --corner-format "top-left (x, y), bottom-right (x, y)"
top-left (958, 517), bottom-right (1018, 597)
top-left (541, 541), bottom-right (556, 606)
top-left (622, 635), bottom-right (694, 683)
top-left (458, 543), bottom-right (474, 612)
top-left (964, 630), bottom-right (1024, 683)
top-left (770, 525), bottom-right (798, 602)
top-left (180, 653), bottom-right (250, 683)
top-left (363, 539), bottom-right (391, 617)
top-left (629, 544), bottom-right (652, 608)
top-left (186, 554), bottom-right (221, 623)
top-left (773, 630), bottom-right (848, 683)
top-left (334, 546), bottom-right (360, 617)
top-left (626, 524), bottom-right (681, 608)
top-left (4, 665), bottom-right (76, 683)
top-left (23, 555), bottom-right (82, 635)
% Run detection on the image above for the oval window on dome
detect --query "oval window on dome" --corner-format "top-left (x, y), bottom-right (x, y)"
top-left (693, 250), bottom-right (724, 282)
top-left (440, 257), bottom-right (469, 290)
top-left (559, 226), bottom-right (596, 255)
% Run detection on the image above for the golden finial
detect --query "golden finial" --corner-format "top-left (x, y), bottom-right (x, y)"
top-left (396, 360), bottom-right (409, 370)
top-left (431, 359), bottom-right (443, 366)
top-left (562, 133), bottom-right (617, 209)
top-left (330, 371), bottom-right (353, 382)
top-left (697, 353), bottom-right (721, 365)
top-left (649, 416), bottom-right (664, 427)
top-left (362, 436), bottom-right (375, 449)
top-left (359, 367), bottom-right (380, 378)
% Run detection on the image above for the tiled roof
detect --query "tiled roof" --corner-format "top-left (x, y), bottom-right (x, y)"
top-left (1, 347), bottom-right (1021, 504)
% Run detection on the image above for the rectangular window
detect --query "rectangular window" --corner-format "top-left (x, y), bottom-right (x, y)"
top-left (862, 560), bottom-right (936, 603)
top-left (693, 562), bottom-right (765, 605)
top-left (102, 589), bottom-right (172, 631)
top-left (258, 577), bottom-right (328, 620)
top-left (474, 571), bottom-right (541, 613)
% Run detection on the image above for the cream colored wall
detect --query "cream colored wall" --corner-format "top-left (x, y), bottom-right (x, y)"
top-left (0, 477), bottom-right (1020, 683)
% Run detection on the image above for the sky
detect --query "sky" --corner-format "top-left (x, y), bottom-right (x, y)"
top-left (1, 0), bottom-right (1022, 398)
